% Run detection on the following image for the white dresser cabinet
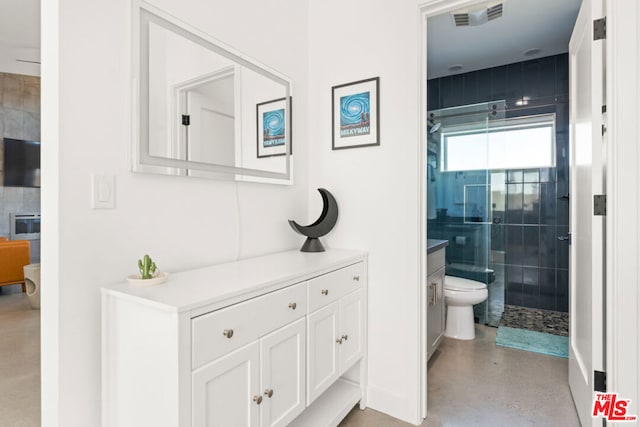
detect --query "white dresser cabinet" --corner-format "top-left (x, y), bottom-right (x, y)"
top-left (102, 250), bottom-right (367, 427)
top-left (192, 317), bottom-right (305, 427)
top-left (306, 262), bottom-right (364, 404)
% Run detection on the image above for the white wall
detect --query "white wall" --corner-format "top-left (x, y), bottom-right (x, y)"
top-left (0, 45), bottom-right (40, 77)
top-left (307, 0), bottom-right (422, 423)
top-left (41, 0), bottom-right (309, 425)
top-left (43, 1), bottom-right (640, 426)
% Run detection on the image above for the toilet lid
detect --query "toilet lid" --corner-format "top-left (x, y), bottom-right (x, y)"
top-left (445, 276), bottom-right (487, 291)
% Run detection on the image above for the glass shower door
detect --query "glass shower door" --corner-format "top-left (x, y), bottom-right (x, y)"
top-left (427, 101), bottom-right (505, 326)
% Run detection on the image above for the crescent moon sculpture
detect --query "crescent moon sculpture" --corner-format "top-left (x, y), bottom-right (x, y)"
top-left (288, 188), bottom-right (339, 252)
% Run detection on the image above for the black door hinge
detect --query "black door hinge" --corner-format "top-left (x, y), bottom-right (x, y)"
top-left (594, 194), bottom-right (607, 216)
top-left (594, 370), bottom-right (607, 392)
top-left (182, 114), bottom-right (191, 126)
top-left (594, 17), bottom-right (606, 40)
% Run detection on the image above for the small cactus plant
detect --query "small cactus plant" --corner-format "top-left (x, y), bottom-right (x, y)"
top-left (138, 254), bottom-right (157, 279)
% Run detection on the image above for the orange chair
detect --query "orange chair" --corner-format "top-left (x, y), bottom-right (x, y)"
top-left (0, 240), bottom-right (31, 292)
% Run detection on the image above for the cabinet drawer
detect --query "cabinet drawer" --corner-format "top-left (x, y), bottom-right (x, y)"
top-left (308, 262), bottom-right (363, 313)
top-left (192, 282), bottom-right (307, 370)
top-left (427, 248), bottom-right (445, 276)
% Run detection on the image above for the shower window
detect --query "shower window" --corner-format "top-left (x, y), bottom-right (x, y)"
top-left (440, 113), bottom-right (556, 172)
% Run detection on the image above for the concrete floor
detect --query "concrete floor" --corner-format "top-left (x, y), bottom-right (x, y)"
top-left (340, 325), bottom-right (580, 427)
top-left (0, 290), bottom-right (579, 427)
top-left (0, 288), bottom-right (40, 427)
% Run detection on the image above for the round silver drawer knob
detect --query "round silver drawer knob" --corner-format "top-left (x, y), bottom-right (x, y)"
top-left (253, 395), bottom-right (263, 405)
top-left (321, 289), bottom-right (329, 296)
top-left (353, 275), bottom-right (360, 281)
top-left (288, 302), bottom-right (297, 310)
top-left (336, 337), bottom-right (343, 344)
top-left (223, 329), bottom-right (234, 339)
top-left (342, 334), bottom-right (349, 341)
top-left (264, 389), bottom-right (274, 398)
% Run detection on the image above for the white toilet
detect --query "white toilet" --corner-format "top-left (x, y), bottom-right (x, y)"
top-left (444, 275), bottom-right (488, 340)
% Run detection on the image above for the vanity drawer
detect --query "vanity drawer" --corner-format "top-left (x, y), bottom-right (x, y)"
top-left (308, 262), bottom-right (364, 312)
top-left (427, 249), bottom-right (445, 276)
top-left (192, 282), bottom-right (307, 370)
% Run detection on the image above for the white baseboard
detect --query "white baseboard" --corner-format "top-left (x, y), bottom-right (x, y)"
top-left (366, 383), bottom-right (420, 426)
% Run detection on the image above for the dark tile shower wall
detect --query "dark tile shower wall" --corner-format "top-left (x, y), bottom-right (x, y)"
top-left (428, 53), bottom-right (569, 313)
top-left (502, 169), bottom-right (569, 312)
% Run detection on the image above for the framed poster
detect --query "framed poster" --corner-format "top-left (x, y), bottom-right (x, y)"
top-left (256, 97), bottom-right (292, 158)
top-left (332, 77), bottom-right (379, 150)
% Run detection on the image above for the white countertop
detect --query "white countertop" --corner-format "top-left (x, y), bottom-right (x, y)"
top-left (101, 249), bottom-right (366, 313)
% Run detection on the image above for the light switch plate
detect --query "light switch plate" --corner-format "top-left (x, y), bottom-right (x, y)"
top-left (92, 175), bottom-right (115, 209)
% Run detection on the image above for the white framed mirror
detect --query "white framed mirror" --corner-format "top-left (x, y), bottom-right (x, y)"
top-left (132, 1), bottom-right (292, 183)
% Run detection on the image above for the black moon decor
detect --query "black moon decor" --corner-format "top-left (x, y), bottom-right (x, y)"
top-left (288, 188), bottom-right (339, 252)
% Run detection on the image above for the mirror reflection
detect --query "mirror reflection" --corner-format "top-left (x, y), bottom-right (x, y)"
top-left (136, 4), bottom-right (291, 181)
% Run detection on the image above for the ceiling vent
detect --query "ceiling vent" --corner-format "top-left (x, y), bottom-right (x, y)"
top-left (452, 2), bottom-right (504, 27)
top-left (487, 3), bottom-right (503, 21)
top-left (452, 13), bottom-right (470, 26)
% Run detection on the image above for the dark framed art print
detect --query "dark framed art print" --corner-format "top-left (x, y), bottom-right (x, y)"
top-left (257, 97), bottom-right (292, 158)
top-left (332, 77), bottom-right (379, 150)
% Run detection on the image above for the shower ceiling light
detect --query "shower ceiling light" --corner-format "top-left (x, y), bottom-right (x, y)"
top-left (448, 64), bottom-right (464, 72)
top-left (523, 48), bottom-right (542, 57)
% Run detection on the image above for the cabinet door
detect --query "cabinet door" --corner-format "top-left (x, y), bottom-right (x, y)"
top-left (338, 289), bottom-right (364, 373)
top-left (437, 268), bottom-right (445, 338)
top-left (260, 318), bottom-right (306, 427)
top-left (307, 301), bottom-right (339, 404)
top-left (426, 268), bottom-right (445, 359)
top-left (192, 342), bottom-right (260, 427)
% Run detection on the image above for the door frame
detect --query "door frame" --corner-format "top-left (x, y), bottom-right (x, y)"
top-left (417, 0), bottom-right (494, 420)
top-left (417, 0), bottom-right (640, 422)
top-left (604, 0), bottom-right (640, 418)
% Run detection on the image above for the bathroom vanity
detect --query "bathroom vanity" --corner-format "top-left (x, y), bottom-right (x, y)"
top-left (426, 239), bottom-right (448, 361)
top-left (101, 249), bottom-right (367, 427)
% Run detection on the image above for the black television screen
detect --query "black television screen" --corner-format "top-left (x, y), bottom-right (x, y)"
top-left (3, 138), bottom-right (41, 187)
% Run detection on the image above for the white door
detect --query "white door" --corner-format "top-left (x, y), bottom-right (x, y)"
top-left (192, 342), bottom-right (260, 427)
top-left (185, 90), bottom-right (236, 175)
top-left (307, 301), bottom-right (339, 404)
top-left (260, 318), bottom-right (306, 427)
top-left (568, 0), bottom-right (606, 425)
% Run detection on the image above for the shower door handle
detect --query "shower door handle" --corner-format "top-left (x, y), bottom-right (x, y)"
top-left (557, 233), bottom-right (572, 244)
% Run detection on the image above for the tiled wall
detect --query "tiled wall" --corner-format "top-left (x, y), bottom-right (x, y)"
top-left (427, 54), bottom-right (569, 312)
top-left (0, 73), bottom-right (41, 262)
top-left (0, 73), bottom-right (41, 144)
